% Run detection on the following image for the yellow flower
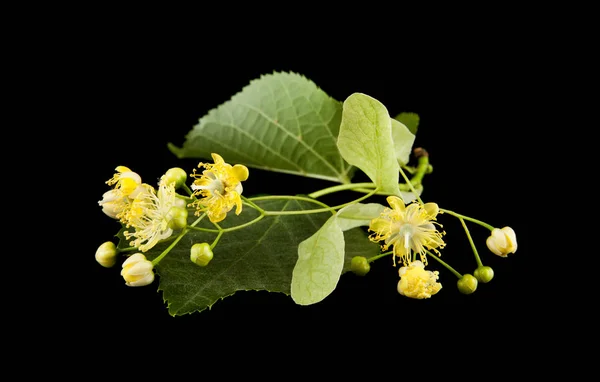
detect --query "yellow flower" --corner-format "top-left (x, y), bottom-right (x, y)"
top-left (397, 260), bottom-right (442, 299)
top-left (98, 166), bottom-right (144, 221)
top-left (486, 226), bottom-right (517, 257)
top-left (123, 182), bottom-right (178, 252)
top-left (369, 196), bottom-right (445, 266)
top-left (121, 253), bottom-right (154, 287)
top-left (190, 153), bottom-right (249, 223)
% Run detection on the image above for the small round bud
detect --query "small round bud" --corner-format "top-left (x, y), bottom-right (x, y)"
top-left (167, 206), bottom-right (188, 230)
top-left (162, 167), bottom-right (187, 188)
top-left (457, 274), bottom-right (478, 294)
top-left (95, 241), bottom-right (118, 268)
top-left (191, 243), bottom-right (214, 266)
top-left (474, 266), bottom-right (494, 283)
top-left (350, 256), bottom-right (370, 276)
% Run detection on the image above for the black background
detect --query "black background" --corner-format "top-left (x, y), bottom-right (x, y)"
top-left (68, 42), bottom-right (542, 356)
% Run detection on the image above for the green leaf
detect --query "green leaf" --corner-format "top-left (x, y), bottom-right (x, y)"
top-left (390, 119), bottom-right (416, 165)
top-left (394, 112), bottom-right (420, 135)
top-left (142, 199), bottom-right (379, 316)
top-left (168, 72), bottom-right (354, 183)
top-left (337, 93), bottom-right (400, 195)
top-left (291, 215), bottom-right (345, 305)
top-left (335, 203), bottom-right (385, 231)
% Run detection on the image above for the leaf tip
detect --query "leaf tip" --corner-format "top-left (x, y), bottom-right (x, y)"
top-left (167, 142), bottom-right (184, 158)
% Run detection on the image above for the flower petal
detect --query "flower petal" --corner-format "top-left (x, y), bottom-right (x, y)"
top-left (210, 153), bottom-right (225, 165)
top-left (386, 196), bottom-right (406, 213)
top-left (232, 164), bottom-right (249, 182)
top-left (423, 203), bottom-right (439, 219)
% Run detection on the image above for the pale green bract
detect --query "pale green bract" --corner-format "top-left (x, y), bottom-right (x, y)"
top-left (335, 203), bottom-right (385, 231)
top-left (291, 215), bottom-right (345, 305)
top-left (168, 72), bottom-right (355, 183)
top-left (337, 93), bottom-right (401, 195)
top-left (391, 119), bottom-right (416, 165)
top-left (290, 202), bottom-right (386, 305)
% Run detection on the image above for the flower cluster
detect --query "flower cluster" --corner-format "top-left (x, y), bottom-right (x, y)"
top-left (368, 195), bottom-right (517, 299)
top-left (95, 154), bottom-right (248, 287)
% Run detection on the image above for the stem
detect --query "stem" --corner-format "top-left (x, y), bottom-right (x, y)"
top-left (151, 215), bottom-right (205, 266)
top-left (263, 188), bottom-right (379, 216)
top-left (117, 246), bottom-right (138, 253)
top-left (459, 217), bottom-right (483, 267)
top-left (182, 184), bottom-right (195, 198)
top-left (440, 209), bottom-right (495, 231)
top-left (398, 165), bottom-right (424, 205)
top-left (401, 165), bottom-right (417, 174)
top-left (310, 154), bottom-right (430, 199)
top-left (241, 195), bottom-right (265, 213)
top-left (210, 230), bottom-right (224, 250)
top-left (353, 184), bottom-right (414, 195)
top-left (308, 182), bottom-right (376, 198)
top-left (220, 214), bottom-right (265, 232)
top-left (367, 250), bottom-right (393, 263)
top-left (187, 226), bottom-right (220, 233)
top-left (410, 155), bottom-right (430, 187)
top-left (250, 195), bottom-right (335, 215)
top-left (186, 214), bottom-right (267, 233)
top-left (426, 250), bottom-right (462, 278)
top-left (176, 194), bottom-right (194, 202)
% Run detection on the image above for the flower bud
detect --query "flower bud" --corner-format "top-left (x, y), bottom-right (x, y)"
top-left (162, 167), bottom-right (187, 188)
top-left (167, 206), bottom-right (188, 230)
top-left (190, 243), bottom-right (214, 266)
top-left (350, 256), bottom-right (370, 276)
top-left (486, 226), bottom-right (517, 257)
top-left (121, 253), bottom-right (155, 287)
top-left (474, 266), bottom-right (494, 283)
top-left (99, 190), bottom-right (121, 219)
top-left (457, 274), bottom-right (478, 294)
top-left (95, 241), bottom-right (117, 268)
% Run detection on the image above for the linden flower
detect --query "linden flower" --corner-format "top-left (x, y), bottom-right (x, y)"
top-left (397, 260), bottom-right (442, 299)
top-left (190, 153), bottom-right (249, 223)
top-left (486, 226), bottom-right (517, 257)
top-left (369, 196), bottom-right (445, 266)
top-left (123, 182), bottom-right (178, 252)
top-left (98, 166), bottom-right (144, 221)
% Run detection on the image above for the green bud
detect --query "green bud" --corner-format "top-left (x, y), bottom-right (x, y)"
top-left (457, 274), bottom-right (478, 294)
top-left (167, 206), bottom-right (188, 230)
top-left (162, 167), bottom-right (188, 188)
top-left (350, 256), bottom-right (370, 276)
top-left (95, 241), bottom-right (118, 268)
top-left (474, 266), bottom-right (494, 283)
top-left (190, 243), bottom-right (214, 267)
